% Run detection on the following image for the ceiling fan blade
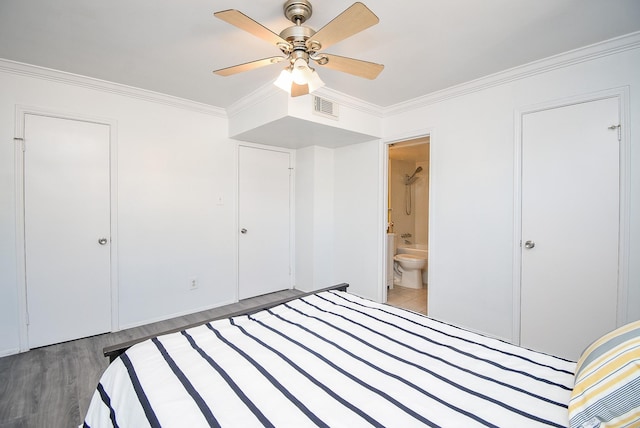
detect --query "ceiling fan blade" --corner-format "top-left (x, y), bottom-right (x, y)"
top-left (291, 82), bottom-right (309, 97)
top-left (213, 57), bottom-right (285, 76)
top-left (307, 2), bottom-right (379, 51)
top-left (316, 54), bottom-right (384, 79)
top-left (214, 9), bottom-right (289, 47)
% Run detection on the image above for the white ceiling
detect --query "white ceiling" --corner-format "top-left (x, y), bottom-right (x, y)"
top-left (1, 0), bottom-right (639, 109)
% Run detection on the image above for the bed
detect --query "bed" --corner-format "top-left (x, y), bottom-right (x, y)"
top-left (83, 284), bottom-right (640, 427)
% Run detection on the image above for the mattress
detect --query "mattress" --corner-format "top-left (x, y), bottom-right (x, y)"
top-left (83, 290), bottom-right (576, 427)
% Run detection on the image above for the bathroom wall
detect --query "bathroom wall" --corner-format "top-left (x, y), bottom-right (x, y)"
top-left (389, 149), bottom-right (429, 248)
top-left (389, 159), bottom-right (416, 243)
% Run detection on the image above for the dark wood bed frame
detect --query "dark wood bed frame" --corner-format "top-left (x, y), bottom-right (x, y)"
top-left (103, 283), bottom-right (349, 363)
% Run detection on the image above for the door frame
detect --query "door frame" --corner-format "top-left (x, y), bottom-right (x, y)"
top-left (14, 105), bottom-right (119, 352)
top-left (235, 142), bottom-right (295, 301)
top-left (512, 87), bottom-right (630, 345)
top-left (380, 129), bottom-right (433, 305)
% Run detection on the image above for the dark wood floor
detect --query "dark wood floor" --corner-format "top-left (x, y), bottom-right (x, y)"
top-left (0, 289), bottom-right (303, 428)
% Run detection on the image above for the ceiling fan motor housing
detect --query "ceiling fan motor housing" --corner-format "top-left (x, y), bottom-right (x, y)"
top-left (279, 25), bottom-right (315, 46)
top-left (283, 0), bottom-right (313, 24)
top-left (279, 23), bottom-right (318, 65)
top-left (212, 1), bottom-right (383, 84)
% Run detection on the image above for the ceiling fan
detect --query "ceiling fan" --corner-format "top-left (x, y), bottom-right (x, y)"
top-left (212, 0), bottom-right (384, 97)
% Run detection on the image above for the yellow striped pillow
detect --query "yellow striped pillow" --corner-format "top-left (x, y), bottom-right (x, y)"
top-left (568, 320), bottom-right (640, 428)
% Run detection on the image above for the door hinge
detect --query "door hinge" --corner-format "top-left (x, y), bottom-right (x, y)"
top-left (608, 124), bottom-right (621, 141)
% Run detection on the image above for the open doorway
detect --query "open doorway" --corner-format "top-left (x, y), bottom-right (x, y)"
top-left (385, 137), bottom-right (430, 314)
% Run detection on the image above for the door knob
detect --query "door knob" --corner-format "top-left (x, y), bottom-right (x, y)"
top-left (98, 238), bottom-right (109, 245)
top-left (240, 228), bottom-right (247, 234)
top-left (524, 240), bottom-right (535, 249)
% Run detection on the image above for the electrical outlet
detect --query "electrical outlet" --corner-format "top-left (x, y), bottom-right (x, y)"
top-left (189, 277), bottom-right (198, 290)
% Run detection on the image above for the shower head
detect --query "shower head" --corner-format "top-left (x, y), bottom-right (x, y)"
top-left (404, 166), bottom-right (423, 185)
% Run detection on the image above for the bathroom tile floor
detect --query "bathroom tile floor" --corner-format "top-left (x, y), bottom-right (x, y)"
top-left (386, 285), bottom-right (428, 315)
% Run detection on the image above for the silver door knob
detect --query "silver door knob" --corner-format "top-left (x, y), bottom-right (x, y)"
top-left (524, 240), bottom-right (535, 249)
top-left (98, 238), bottom-right (108, 245)
top-left (240, 228), bottom-right (247, 234)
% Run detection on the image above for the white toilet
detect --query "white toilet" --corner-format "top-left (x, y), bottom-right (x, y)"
top-left (393, 254), bottom-right (427, 289)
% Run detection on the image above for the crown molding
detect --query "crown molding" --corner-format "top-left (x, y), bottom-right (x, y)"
top-left (225, 83), bottom-right (285, 118)
top-left (2, 30), bottom-right (638, 121)
top-left (226, 80), bottom-right (385, 119)
top-left (313, 86), bottom-right (385, 118)
top-left (382, 31), bottom-right (640, 116)
top-left (0, 58), bottom-right (227, 118)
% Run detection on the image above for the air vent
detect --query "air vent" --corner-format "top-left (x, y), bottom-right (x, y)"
top-left (312, 96), bottom-right (339, 120)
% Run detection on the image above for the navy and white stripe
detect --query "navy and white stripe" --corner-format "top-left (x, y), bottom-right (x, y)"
top-left (84, 291), bottom-right (576, 427)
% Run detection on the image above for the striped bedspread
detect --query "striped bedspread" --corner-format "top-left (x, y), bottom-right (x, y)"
top-left (84, 291), bottom-right (576, 427)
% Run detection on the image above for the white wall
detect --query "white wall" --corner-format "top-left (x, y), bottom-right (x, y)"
top-left (2, 33), bottom-right (638, 356)
top-left (414, 160), bottom-right (429, 247)
top-left (382, 36), bottom-right (640, 341)
top-left (0, 65), bottom-right (238, 355)
top-left (295, 145), bottom-right (334, 291)
top-left (296, 142), bottom-right (382, 298)
top-left (332, 140), bottom-right (382, 300)
top-left (288, 91), bottom-right (382, 138)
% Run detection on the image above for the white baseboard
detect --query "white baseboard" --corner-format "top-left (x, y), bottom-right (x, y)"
top-left (0, 347), bottom-right (20, 358)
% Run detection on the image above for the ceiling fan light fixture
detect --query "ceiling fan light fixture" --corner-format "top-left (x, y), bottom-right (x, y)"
top-left (214, 0), bottom-right (384, 97)
top-left (274, 68), bottom-right (294, 92)
top-left (291, 57), bottom-right (312, 85)
top-left (214, 1), bottom-right (383, 97)
top-left (307, 69), bottom-right (325, 92)
top-left (274, 60), bottom-right (324, 95)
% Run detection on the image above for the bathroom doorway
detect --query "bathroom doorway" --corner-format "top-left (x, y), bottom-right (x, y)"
top-left (386, 137), bottom-right (430, 315)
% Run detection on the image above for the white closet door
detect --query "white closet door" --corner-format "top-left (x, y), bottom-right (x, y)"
top-left (238, 146), bottom-right (291, 299)
top-left (520, 97), bottom-right (620, 360)
top-left (24, 114), bottom-right (111, 348)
